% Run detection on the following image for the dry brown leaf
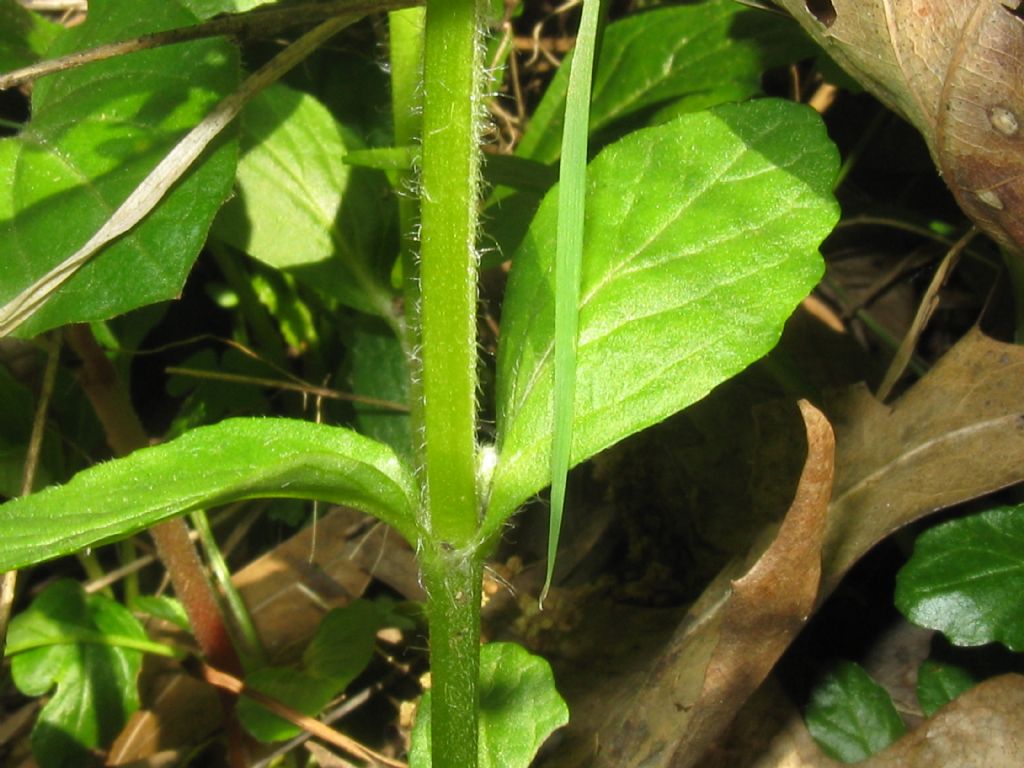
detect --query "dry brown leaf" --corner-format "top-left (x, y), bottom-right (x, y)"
top-left (775, 0), bottom-right (1024, 254)
top-left (596, 400), bottom-right (834, 768)
top-left (712, 674), bottom-right (1024, 768)
top-left (864, 674), bottom-right (1024, 768)
top-left (821, 327), bottom-right (1024, 598)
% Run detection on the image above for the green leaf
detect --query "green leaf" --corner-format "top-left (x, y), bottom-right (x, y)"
top-left (517, 0), bottom-right (816, 163)
top-left (409, 642), bottom-right (569, 768)
top-left (189, 0), bottom-right (280, 18)
top-left (895, 505), bottom-right (1024, 651)
top-left (7, 580), bottom-right (146, 768)
top-left (128, 594), bottom-right (191, 631)
top-left (916, 660), bottom-right (976, 717)
top-left (0, 0), bottom-right (60, 72)
top-left (212, 83), bottom-right (397, 318)
top-left (488, 99), bottom-right (839, 531)
top-left (0, 0), bottom-right (238, 337)
top-left (348, 317), bottom-right (413, 464)
top-left (805, 661), bottom-right (906, 763)
top-left (0, 418), bottom-right (419, 571)
top-left (239, 600), bottom-right (383, 741)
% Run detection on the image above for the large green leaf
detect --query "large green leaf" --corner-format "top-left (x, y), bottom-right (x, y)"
top-left (517, 0), bottom-right (815, 164)
top-left (212, 83), bottom-right (397, 317)
top-left (0, 418), bottom-right (419, 570)
top-left (8, 580), bottom-right (147, 768)
top-left (895, 504), bottom-right (1024, 651)
top-left (0, 0), bottom-right (238, 337)
top-left (409, 642), bottom-right (569, 768)
top-left (487, 99), bottom-right (839, 531)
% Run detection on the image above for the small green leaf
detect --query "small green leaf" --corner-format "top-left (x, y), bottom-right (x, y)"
top-left (895, 505), bottom-right (1024, 650)
top-left (805, 661), bottom-right (906, 763)
top-left (0, 0), bottom-right (60, 71)
top-left (489, 99), bottom-right (838, 531)
top-left (0, 0), bottom-right (239, 337)
top-left (518, 0), bottom-right (815, 163)
top-left (409, 642), bottom-right (569, 768)
top-left (7, 580), bottom-right (146, 768)
top-left (916, 659), bottom-right (976, 717)
top-left (213, 83), bottom-right (397, 318)
top-left (128, 595), bottom-right (191, 631)
top-left (238, 600), bottom-right (383, 741)
top-left (348, 317), bottom-right (413, 464)
top-left (0, 418), bottom-right (419, 571)
top-left (188, 0), bottom-right (280, 18)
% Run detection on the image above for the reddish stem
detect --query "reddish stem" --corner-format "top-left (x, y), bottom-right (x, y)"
top-left (65, 324), bottom-right (248, 765)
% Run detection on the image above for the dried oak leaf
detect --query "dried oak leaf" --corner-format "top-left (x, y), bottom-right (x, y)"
top-left (596, 401), bottom-right (835, 768)
top-left (776, 0), bottom-right (1024, 254)
top-left (821, 327), bottom-right (1024, 598)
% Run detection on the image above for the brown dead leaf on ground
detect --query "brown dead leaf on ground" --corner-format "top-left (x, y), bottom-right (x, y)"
top-left (545, 329), bottom-right (1024, 767)
top-left (708, 673), bottom-right (1024, 768)
top-left (775, 0), bottom-right (1024, 255)
top-left (108, 508), bottom-right (419, 764)
top-left (595, 400), bottom-right (834, 768)
top-left (864, 673), bottom-right (1024, 767)
top-left (821, 327), bottom-right (1024, 598)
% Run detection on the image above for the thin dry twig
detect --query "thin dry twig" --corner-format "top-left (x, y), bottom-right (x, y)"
top-left (0, 334), bottom-right (62, 651)
top-left (876, 227), bottom-right (979, 400)
top-left (201, 663), bottom-right (408, 768)
top-left (164, 367), bottom-right (410, 412)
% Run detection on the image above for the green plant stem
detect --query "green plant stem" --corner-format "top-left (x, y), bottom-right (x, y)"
top-left (417, 1), bottom-right (487, 765)
top-left (417, 0), bottom-right (484, 545)
top-left (420, 546), bottom-right (483, 768)
top-left (389, 6), bottom-right (426, 462)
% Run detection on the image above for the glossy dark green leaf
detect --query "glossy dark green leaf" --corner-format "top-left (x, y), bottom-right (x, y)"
top-left (895, 505), bottom-right (1024, 651)
top-left (805, 661), bottom-right (906, 763)
top-left (238, 600), bottom-right (383, 741)
top-left (517, 0), bottom-right (816, 163)
top-left (916, 659), bottom-right (976, 717)
top-left (0, 0), bottom-right (238, 337)
top-left (409, 642), bottom-right (569, 768)
top-left (488, 99), bottom-right (839, 532)
top-left (7, 580), bottom-right (146, 768)
top-left (0, 418), bottom-right (419, 570)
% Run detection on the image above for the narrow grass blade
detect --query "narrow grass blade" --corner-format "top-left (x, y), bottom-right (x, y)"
top-left (545, 0), bottom-right (602, 605)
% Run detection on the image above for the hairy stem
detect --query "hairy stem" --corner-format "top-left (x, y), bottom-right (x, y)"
top-left (421, 546), bottom-right (484, 768)
top-left (416, 0), bottom-right (488, 764)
